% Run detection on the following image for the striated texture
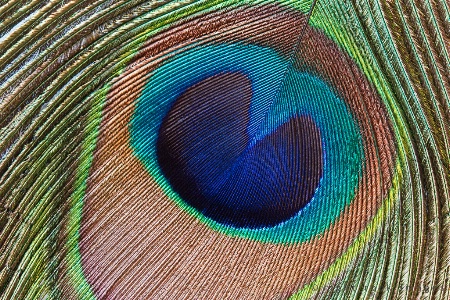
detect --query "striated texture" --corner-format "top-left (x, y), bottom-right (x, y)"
top-left (0, 0), bottom-right (448, 299)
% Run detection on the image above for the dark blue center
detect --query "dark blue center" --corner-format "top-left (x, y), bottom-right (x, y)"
top-left (156, 72), bottom-right (323, 228)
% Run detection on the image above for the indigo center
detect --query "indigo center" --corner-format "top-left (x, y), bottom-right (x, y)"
top-left (156, 72), bottom-right (323, 228)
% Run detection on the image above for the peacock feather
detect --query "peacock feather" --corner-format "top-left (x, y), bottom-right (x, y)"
top-left (0, 0), bottom-right (449, 299)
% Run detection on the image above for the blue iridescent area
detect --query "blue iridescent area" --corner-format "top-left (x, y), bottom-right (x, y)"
top-left (156, 72), bottom-right (323, 228)
top-left (130, 43), bottom-right (363, 242)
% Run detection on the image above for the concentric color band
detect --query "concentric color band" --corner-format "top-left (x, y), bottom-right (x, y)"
top-left (77, 4), bottom-right (397, 298)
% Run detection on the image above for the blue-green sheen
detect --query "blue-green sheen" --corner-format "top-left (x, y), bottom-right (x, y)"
top-left (130, 43), bottom-right (364, 243)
